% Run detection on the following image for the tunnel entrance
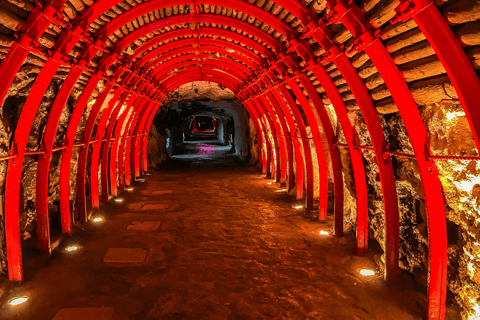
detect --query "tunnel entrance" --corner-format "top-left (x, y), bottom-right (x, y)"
top-left (154, 98), bottom-right (251, 165)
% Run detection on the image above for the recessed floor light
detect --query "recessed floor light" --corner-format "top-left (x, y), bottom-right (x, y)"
top-left (92, 217), bottom-right (104, 223)
top-left (318, 231), bottom-right (330, 236)
top-left (9, 297), bottom-right (28, 306)
top-left (65, 245), bottom-right (79, 252)
top-left (114, 198), bottom-right (124, 203)
top-left (359, 269), bottom-right (375, 276)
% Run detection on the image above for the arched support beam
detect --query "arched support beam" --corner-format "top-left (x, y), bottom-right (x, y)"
top-left (142, 39), bottom-right (265, 76)
top-left (156, 62), bottom-right (250, 86)
top-left (118, 27), bottom-right (275, 64)
top-left (322, 0), bottom-right (446, 316)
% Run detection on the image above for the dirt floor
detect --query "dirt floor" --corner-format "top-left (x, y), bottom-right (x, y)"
top-left (0, 154), bottom-right (433, 319)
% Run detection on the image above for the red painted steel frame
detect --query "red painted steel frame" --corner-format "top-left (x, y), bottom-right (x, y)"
top-left (110, 95), bottom-right (140, 198)
top-left (267, 88), bottom-right (305, 197)
top-left (122, 98), bottom-right (150, 188)
top-left (310, 63), bottom-right (368, 252)
top-left (3, 59), bottom-right (61, 281)
top-left (259, 95), bottom-right (291, 183)
top-left (75, 85), bottom-right (117, 222)
top-left (92, 91), bottom-right (129, 205)
top-left (267, 90), bottom-right (299, 192)
top-left (157, 63), bottom-right (248, 86)
top-left (131, 101), bottom-right (159, 180)
top-left (245, 100), bottom-right (271, 174)
top-left (125, 100), bottom-right (154, 186)
top-left (276, 84), bottom-right (314, 206)
top-left (1, 0), bottom-right (297, 283)
top-left (408, 0), bottom-right (480, 152)
top-left (288, 81), bottom-right (330, 212)
top-left (60, 81), bottom-right (113, 229)
top-left (142, 39), bottom-right (266, 73)
top-left (250, 98), bottom-right (281, 180)
top-left (120, 98), bottom-right (151, 189)
top-left (0, 2), bottom-right (453, 318)
top-left (295, 12), bottom-right (401, 279)
top-left (0, 0), bottom-right (67, 107)
top-left (294, 75), bottom-right (344, 234)
top-left (121, 27), bottom-right (274, 64)
top-left (35, 65), bottom-right (87, 255)
top-left (325, 0), bottom-right (447, 316)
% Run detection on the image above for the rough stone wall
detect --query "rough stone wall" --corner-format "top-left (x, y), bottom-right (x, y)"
top-left (146, 124), bottom-right (167, 167)
top-left (327, 101), bottom-right (479, 318)
top-left (248, 117), bottom-right (259, 166)
top-left (420, 102), bottom-right (479, 319)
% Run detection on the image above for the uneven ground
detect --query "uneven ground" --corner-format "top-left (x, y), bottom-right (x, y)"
top-left (0, 152), bottom-right (430, 319)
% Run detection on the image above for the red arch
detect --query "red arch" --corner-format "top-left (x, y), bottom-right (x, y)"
top-left (156, 62), bottom-right (249, 86)
top-left (117, 27), bottom-right (275, 63)
top-left (140, 38), bottom-right (267, 73)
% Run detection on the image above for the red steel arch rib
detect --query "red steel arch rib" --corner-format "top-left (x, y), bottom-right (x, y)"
top-left (119, 27), bottom-right (275, 64)
top-left (321, 0), bottom-right (447, 317)
top-left (93, 91), bottom-right (131, 205)
top-left (141, 39), bottom-right (266, 74)
top-left (109, 94), bottom-right (140, 198)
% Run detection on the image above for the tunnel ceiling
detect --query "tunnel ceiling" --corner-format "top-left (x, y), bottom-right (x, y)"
top-left (0, 0), bottom-right (480, 319)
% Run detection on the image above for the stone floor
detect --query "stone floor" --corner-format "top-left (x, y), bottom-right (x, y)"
top-left (0, 157), bottom-right (431, 319)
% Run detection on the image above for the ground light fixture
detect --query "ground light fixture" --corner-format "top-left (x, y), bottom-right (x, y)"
top-left (359, 269), bottom-right (375, 277)
top-left (293, 205), bottom-right (303, 209)
top-left (9, 297), bottom-right (28, 306)
top-left (126, 187), bottom-right (134, 191)
top-left (92, 217), bottom-right (104, 223)
top-left (318, 231), bottom-right (330, 236)
top-left (266, 181), bottom-right (272, 185)
top-left (65, 245), bottom-right (79, 252)
top-left (275, 188), bottom-right (287, 193)
top-left (114, 198), bottom-right (124, 203)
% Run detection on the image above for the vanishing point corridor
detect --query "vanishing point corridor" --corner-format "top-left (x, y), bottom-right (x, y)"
top-left (2, 158), bottom-right (426, 320)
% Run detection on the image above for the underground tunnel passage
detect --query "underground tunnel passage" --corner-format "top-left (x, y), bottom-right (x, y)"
top-left (0, 0), bottom-right (480, 319)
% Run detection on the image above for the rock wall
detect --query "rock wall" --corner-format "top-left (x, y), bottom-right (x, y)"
top-left (146, 124), bottom-right (167, 167)
top-left (328, 100), bottom-right (479, 318)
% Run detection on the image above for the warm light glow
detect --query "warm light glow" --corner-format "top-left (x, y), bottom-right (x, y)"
top-left (114, 198), bottom-right (124, 203)
top-left (470, 302), bottom-right (480, 320)
top-left (267, 182), bottom-right (272, 185)
top-left (145, 173), bottom-right (152, 176)
top-left (126, 187), bottom-right (134, 191)
top-left (92, 217), bottom-right (104, 223)
top-left (9, 297), bottom-right (28, 306)
top-left (318, 231), bottom-right (330, 236)
top-left (359, 269), bottom-right (375, 276)
top-left (293, 205), bottom-right (303, 209)
top-left (65, 245), bottom-right (79, 252)
top-left (275, 189), bottom-right (287, 193)
top-left (446, 111), bottom-right (465, 121)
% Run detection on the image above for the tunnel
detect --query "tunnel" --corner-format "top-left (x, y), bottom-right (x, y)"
top-left (0, 0), bottom-right (479, 319)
